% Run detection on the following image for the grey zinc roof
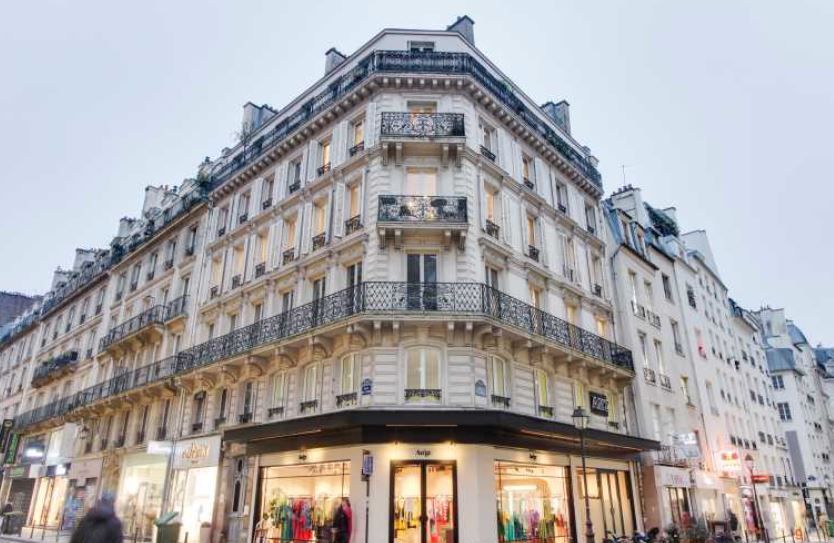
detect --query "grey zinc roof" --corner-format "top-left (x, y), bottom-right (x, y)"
top-left (787, 322), bottom-right (809, 346)
top-left (766, 348), bottom-right (804, 374)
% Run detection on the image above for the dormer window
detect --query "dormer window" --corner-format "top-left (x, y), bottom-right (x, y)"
top-left (409, 41), bottom-right (435, 53)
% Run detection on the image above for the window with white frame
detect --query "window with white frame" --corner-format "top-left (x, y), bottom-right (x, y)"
top-left (536, 370), bottom-right (550, 408)
top-left (405, 347), bottom-right (440, 392)
top-left (270, 373), bottom-right (285, 408)
top-left (339, 354), bottom-right (360, 394)
top-left (488, 355), bottom-right (509, 398)
top-left (240, 381), bottom-right (254, 416)
top-left (302, 364), bottom-right (319, 401)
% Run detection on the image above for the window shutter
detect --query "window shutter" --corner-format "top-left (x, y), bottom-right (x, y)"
top-left (333, 182), bottom-right (346, 237)
top-left (293, 214), bottom-right (303, 256)
top-left (364, 103), bottom-right (376, 148)
top-left (539, 219), bottom-right (549, 267)
top-left (520, 204), bottom-right (529, 249)
top-left (300, 202), bottom-right (313, 254)
top-left (559, 233), bottom-right (569, 276)
top-left (271, 219), bottom-right (283, 268)
top-left (608, 391), bottom-right (618, 423)
top-left (573, 382), bottom-right (585, 408)
top-left (323, 195), bottom-right (332, 241)
top-left (359, 170), bottom-right (367, 224)
top-left (534, 158), bottom-right (548, 200)
top-left (479, 176), bottom-right (487, 229)
top-left (276, 162), bottom-right (288, 199)
top-left (332, 121), bottom-right (348, 166)
top-left (501, 191), bottom-right (511, 245)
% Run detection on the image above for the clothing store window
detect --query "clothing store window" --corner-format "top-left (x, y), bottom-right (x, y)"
top-left (392, 461), bottom-right (456, 543)
top-left (495, 462), bottom-right (571, 543)
top-left (256, 462), bottom-right (351, 543)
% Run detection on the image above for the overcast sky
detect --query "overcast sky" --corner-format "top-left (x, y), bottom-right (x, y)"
top-left (1, 1), bottom-right (832, 344)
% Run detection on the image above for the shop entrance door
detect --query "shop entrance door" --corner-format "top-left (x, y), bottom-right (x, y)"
top-left (391, 461), bottom-right (458, 543)
top-left (580, 468), bottom-right (635, 542)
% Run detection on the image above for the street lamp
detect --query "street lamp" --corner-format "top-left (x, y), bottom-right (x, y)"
top-left (745, 454), bottom-right (768, 543)
top-left (573, 407), bottom-right (595, 543)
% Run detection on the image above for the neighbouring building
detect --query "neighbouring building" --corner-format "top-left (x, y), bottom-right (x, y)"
top-left (0, 292), bottom-right (41, 328)
top-left (0, 16), bottom-right (658, 543)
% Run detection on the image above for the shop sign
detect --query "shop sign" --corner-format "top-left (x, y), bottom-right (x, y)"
top-left (0, 419), bottom-right (13, 449)
top-left (4, 465), bottom-right (28, 479)
top-left (173, 435), bottom-right (221, 470)
top-left (361, 378), bottom-right (373, 396)
top-left (362, 451), bottom-right (374, 477)
top-left (147, 440), bottom-right (173, 455)
top-left (68, 458), bottom-right (103, 481)
top-left (474, 380), bottom-right (487, 397)
top-left (589, 392), bottom-right (608, 417)
top-left (657, 465), bottom-right (692, 488)
top-left (717, 450), bottom-right (742, 473)
top-left (751, 474), bottom-right (770, 484)
top-left (3, 433), bottom-right (20, 464)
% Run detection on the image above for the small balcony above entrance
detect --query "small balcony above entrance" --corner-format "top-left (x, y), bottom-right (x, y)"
top-left (380, 112), bottom-right (465, 166)
top-left (377, 195), bottom-right (468, 249)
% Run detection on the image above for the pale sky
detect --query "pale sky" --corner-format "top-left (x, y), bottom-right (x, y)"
top-left (1, 1), bottom-right (832, 344)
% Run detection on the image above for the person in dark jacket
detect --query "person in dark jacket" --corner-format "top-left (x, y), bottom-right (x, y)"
top-left (70, 492), bottom-right (123, 543)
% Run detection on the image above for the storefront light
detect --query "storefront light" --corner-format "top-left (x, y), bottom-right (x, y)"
top-left (55, 464), bottom-right (67, 476)
top-left (24, 447), bottom-right (44, 459)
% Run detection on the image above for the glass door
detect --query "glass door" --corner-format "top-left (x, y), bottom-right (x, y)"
top-left (392, 461), bottom-right (457, 543)
top-left (406, 255), bottom-right (437, 311)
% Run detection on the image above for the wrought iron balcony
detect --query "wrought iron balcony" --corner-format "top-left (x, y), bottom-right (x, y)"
top-left (165, 295), bottom-right (188, 321)
top-left (99, 305), bottom-right (166, 352)
top-left (659, 373), bottom-right (672, 390)
top-left (485, 220), bottom-right (500, 238)
top-left (239, 213), bottom-right (248, 224)
top-left (282, 248), bottom-right (296, 265)
top-left (557, 203), bottom-right (567, 214)
top-left (255, 262), bottom-right (266, 278)
top-left (288, 180), bottom-right (301, 194)
top-left (312, 233), bottom-right (327, 251)
top-left (204, 51), bottom-right (600, 197)
top-left (14, 282), bottom-right (633, 430)
top-left (378, 195), bottom-right (467, 224)
top-left (349, 142), bottom-right (365, 156)
top-left (32, 350), bottom-right (79, 388)
top-left (336, 392), bottom-right (358, 407)
top-left (523, 178), bottom-right (535, 190)
top-left (262, 197), bottom-right (273, 209)
top-left (238, 412), bottom-right (253, 424)
top-left (538, 405), bottom-right (554, 418)
top-left (231, 274), bottom-right (243, 289)
top-left (655, 445), bottom-right (689, 467)
top-left (268, 407), bottom-right (284, 418)
top-left (491, 394), bottom-right (511, 408)
top-left (480, 145), bottom-right (496, 161)
top-left (405, 389), bottom-right (442, 401)
top-left (345, 215), bottom-right (362, 235)
top-left (317, 163), bottom-right (331, 176)
top-left (593, 284), bottom-right (603, 297)
top-left (299, 400), bottom-right (319, 413)
top-left (644, 367), bottom-right (657, 385)
top-left (380, 112), bottom-right (465, 139)
top-left (528, 246), bottom-right (540, 262)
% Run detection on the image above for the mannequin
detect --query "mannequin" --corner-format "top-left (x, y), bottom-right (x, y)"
top-left (333, 497), bottom-right (353, 543)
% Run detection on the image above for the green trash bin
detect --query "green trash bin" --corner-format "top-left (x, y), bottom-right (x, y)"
top-left (154, 512), bottom-right (181, 543)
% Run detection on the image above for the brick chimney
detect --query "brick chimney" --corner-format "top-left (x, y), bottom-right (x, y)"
top-left (541, 100), bottom-right (571, 134)
top-left (324, 48), bottom-right (347, 75)
top-left (447, 15), bottom-right (475, 45)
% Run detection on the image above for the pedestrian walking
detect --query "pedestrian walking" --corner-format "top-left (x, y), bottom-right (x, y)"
top-left (69, 492), bottom-right (123, 543)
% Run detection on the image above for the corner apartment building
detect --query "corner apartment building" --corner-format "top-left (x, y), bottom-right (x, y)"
top-left (604, 186), bottom-right (803, 536)
top-left (0, 16), bottom-right (657, 543)
top-left (758, 308), bottom-right (834, 530)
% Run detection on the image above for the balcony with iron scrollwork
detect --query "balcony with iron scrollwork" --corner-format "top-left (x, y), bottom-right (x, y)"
top-left (164, 295), bottom-right (189, 331)
top-left (32, 350), bottom-right (79, 388)
top-left (380, 112), bottom-right (465, 166)
top-left (14, 282), bottom-right (633, 432)
top-left (99, 305), bottom-right (167, 355)
top-left (344, 215), bottom-right (362, 236)
top-left (654, 445), bottom-right (690, 467)
top-left (377, 195), bottom-right (468, 249)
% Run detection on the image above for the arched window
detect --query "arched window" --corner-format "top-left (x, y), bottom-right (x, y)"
top-left (405, 348), bottom-right (440, 399)
top-left (339, 354), bottom-right (360, 394)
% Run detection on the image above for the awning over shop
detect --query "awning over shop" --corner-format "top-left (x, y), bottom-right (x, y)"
top-left (223, 409), bottom-right (660, 457)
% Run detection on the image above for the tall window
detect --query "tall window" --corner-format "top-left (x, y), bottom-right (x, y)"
top-left (405, 167), bottom-right (437, 195)
top-left (284, 218), bottom-right (297, 249)
top-left (522, 155), bottom-right (533, 182)
top-left (406, 348), bottom-right (440, 391)
top-left (566, 305), bottom-right (578, 326)
top-left (488, 356), bottom-right (508, 397)
top-left (303, 364), bottom-right (318, 401)
top-left (313, 202), bottom-right (326, 235)
top-left (352, 120), bottom-right (364, 147)
top-left (638, 333), bottom-right (649, 367)
top-left (257, 232), bottom-right (268, 265)
top-left (555, 183), bottom-right (567, 211)
top-left (233, 246), bottom-right (244, 276)
top-left (320, 140), bottom-right (331, 169)
top-left (662, 274), bottom-right (673, 301)
top-left (340, 354), bottom-right (360, 394)
top-left (481, 123), bottom-right (496, 152)
top-left (526, 216), bottom-right (537, 247)
top-left (217, 389), bottom-right (228, 420)
top-left (262, 175), bottom-right (274, 206)
top-left (192, 392), bottom-right (206, 426)
top-left (239, 192), bottom-right (250, 219)
top-left (289, 158), bottom-right (302, 185)
top-left (772, 375), bottom-right (784, 390)
top-left (777, 402), bottom-right (792, 421)
top-left (485, 267), bottom-right (499, 289)
top-left (271, 373), bottom-right (285, 408)
top-left (348, 183), bottom-right (361, 219)
top-left (536, 370), bottom-right (550, 407)
top-left (671, 321), bottom-right (683, 353)
top-left (485, 189), bottom-right (496, 222)
top-left (654, 340), bottom-right (665, 374)
top-left (681, 376), bottom-right (693, 404)
top-left (529, 286), bottom-right (541, 309)
top-left (241, 381), bottom-right (254, 415)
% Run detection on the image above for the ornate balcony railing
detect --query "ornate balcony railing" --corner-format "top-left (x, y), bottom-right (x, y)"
top-left (655, 445), bottom-right (689, 467)
top-left (165, 295), bottom-right (188, 321)
top-left (378, 195), bottom-right (467, 224)
top-left (485, 220), bottom-right (500, 238)
top-left (380, 112), bottom-right (465, 138)
top-left (32, 350), bottom-right (79, 388)
top-left (15, 282), bottom-right (632, 430)
top-left (480, 145), bottom-right (496, 161)
top-left (204, 50), bottom-right (600, 198)
top-left (99, 305), bottom-right (167, 352)
top-left (282, 248), bottom-right (296, 265)
top-left (312, 233), bottom-right (327, 251)
top-left (349, 142), bottom-right (365, 156)
top-left (345, 215), bottom-right (362, 235)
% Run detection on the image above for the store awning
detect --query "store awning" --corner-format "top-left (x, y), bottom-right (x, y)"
top-left (223, 409), bottom-right (660, 458)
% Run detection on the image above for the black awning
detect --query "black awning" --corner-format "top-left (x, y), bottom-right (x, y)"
top-left (223, 409), bottom-right (660, 458)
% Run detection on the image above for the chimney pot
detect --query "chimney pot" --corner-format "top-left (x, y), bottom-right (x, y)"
top-left (447, 15), bottom-right (475, 45)
top-left (324, 47), bottom-right (347, 75)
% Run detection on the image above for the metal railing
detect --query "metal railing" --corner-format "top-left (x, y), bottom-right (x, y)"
top-left (99, 305), bottom-right (167, 352)
top-left (165, 295), bottom-right (188, 321)
top-left (345, 215), bottom-right (362, 235)
top-left (204, 50), bottom-right (600, 195)
top-left (378, 195), bottom-right (467, 223)
top-left (380, 112), bottom-right (465, 138)
top-left (15, 282), bottom-right (632, 430)
top-left (655, 445), bottom-right (689, 467)
top-left (31, 350), bottom-right (79, 388)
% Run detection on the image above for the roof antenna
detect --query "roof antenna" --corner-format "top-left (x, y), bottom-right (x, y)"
top-left (621, 164), bottom-right (629, 186)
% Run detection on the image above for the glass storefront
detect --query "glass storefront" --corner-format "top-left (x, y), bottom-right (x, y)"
top-left (255, 461), bottom-right (351, 543)
top-left (494, 462), bottom-right (571, 543)
top-left (118, 453), bottom-right (167, 541)
top-left (577, 469), bottom-right (635, 542)
top-left (170, 466), bottom-right (217, 543)
top-left (668, 487), bottom-right (692, 525)
top-left (392, 461), bottom-right (456, 543)
top-left (62, 479), bottom-right (98, 531)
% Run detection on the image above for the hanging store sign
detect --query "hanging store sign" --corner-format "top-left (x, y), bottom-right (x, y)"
top-left (589, 392), bottom-right (609, 417)
top-left (0, 419), bottom-right (14, 449)
top-left (751, 474), bottom-right (770, 484)
top-left (717, 450), bottom-right (742, 473)
top-left (4, 465), bottom-right (28, 479)
top-left (362, 451), bottom-right (374, 477)
top-left (147, 440), bottom-right (173, 455)
top-left (173, 435), bottom-right (221, 470)
top-left (4, 433), bottom-right (20, 465)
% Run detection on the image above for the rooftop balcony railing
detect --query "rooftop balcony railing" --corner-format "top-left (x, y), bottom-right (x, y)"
top-left (205, 50), bottom-right (600, 195)
top-left (99, 305), bottom-right (167, 352)
top-left (15, 282), bottom-right (632, 430)
top-left (378, 195), bottom-right (467, 224)
top-left (380, 112), bottom-right (465, 138)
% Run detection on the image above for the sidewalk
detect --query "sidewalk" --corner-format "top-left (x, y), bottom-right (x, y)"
top-left (0, 528), bottom-right (71, 543)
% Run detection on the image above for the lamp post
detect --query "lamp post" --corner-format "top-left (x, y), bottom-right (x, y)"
top-left (574, 407), bottom-right (595, 543)
top-left (745, 454), bottom-right (768, 543)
